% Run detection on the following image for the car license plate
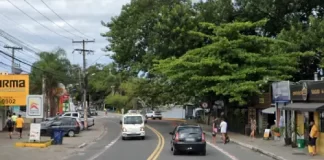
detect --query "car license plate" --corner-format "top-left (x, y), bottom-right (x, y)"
top-left (186, 138), bottom-right (195, 141)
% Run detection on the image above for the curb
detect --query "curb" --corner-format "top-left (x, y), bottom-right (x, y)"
top-left (163, 118), bottom-right (186, 122)
top-left (204, 131), bottom-right (287, 160)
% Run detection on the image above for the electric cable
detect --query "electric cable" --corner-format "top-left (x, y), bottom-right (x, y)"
top-left (40, 0), bottom-right (92, 39)
top-left (24, 0), bottom-right (80, 39)
top-left (6, 0), bottom-right (71, 41)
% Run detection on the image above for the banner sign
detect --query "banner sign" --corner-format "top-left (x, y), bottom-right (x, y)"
top-left (29, 123), bottom-right (41, 142)
top-left (272, 81), bottom-right (291, 102)
top-left (26, 95), bottom-right (44, 118)
top-left (0, 74), bottom-right (29, 106)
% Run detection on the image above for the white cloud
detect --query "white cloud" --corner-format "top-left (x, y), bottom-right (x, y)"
top-left (0, 0), bottom-right (130, 73)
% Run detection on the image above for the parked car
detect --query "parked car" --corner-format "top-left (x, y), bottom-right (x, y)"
top-left (169, 124), bottom-right (206, 156)
top-left (41, 117), bottom-right (81, 137)
top-left (61, 111), bottom-right (95, 128)
top-left (145, 110), bottom-right (162, 120)
top-left (90, 109), bottom-right (98, 116)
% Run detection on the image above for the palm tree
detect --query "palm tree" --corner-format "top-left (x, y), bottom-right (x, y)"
top-left (30, 48), bottom-right (74, 117)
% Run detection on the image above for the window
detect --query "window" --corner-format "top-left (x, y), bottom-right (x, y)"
top-left (320, 112), bottom-right (324, 132)
top-left (72, 113), bottom-right (78, 117)
top-left (64, 113), bottom-right (71, 116)
top-left (124, 116), bottom-right (143, 124)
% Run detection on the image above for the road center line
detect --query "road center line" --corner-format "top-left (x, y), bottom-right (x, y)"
top-left (207, 142), bottom-right (239, 160)
top-left (146, 125), bottom-right (164, 160)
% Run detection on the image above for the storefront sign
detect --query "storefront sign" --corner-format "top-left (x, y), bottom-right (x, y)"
top-left (26, 95), bottom-right (43, 118)
top-left (291, 81), bottom-right (324, 102)
top-left (0, 74), bottom-right (29, 106)
top-left (272, 81), bottom-right (291, 102)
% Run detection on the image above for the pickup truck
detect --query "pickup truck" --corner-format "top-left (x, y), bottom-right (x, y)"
top-left (61, 112), bottom-right (95, 128)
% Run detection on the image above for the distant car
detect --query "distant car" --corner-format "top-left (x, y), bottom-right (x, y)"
top-left (145, 110), bottom-right (162, 120)
top-left (120, 113), bottom-right (147, 140)
top-left (41, 117), bottom-right (81, 137)
top-left (169, 124), bottom-right (206, 156)
top-left (90, 109), bottom-right (98, 116)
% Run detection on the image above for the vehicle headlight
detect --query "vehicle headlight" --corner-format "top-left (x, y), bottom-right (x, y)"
top-left (122, 127), bottom-right (127, 132)
top-left (140, 127), bottom-right (144, 131)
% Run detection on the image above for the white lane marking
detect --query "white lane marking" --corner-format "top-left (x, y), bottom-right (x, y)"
top-left (87, 133), bottom-right (122, 160)
top-left (207, 142), bottom-right (239, 160)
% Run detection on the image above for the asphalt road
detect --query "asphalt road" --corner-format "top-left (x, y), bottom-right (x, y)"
top-left (66, 115), bottom-right (273, 160)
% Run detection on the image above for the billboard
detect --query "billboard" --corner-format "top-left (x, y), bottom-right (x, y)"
top-left (26, 95), bottom-right (43, 118)
top-left (0, 74), bottom-right (29, 106)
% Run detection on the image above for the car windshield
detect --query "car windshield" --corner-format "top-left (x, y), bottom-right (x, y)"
top-left (124, 116), bottom-right (143, 124)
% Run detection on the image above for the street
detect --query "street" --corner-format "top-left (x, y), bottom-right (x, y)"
top-left (66, 115), bottom-right (273, 160)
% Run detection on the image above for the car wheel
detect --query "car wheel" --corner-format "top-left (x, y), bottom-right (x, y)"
top-left (171, 147), bottom-right (173, 151)
top-left (122, 137), bottom-right (126, 140)
top-left (200, 150), bottom-right (206, 156)
top-left (159, 118), bottom-right (162, 120)
top-left (141, 136), bottom-right (145, 140)
top-left (68, 130), bottom-right (75, 137)
top-left (172, 146), bottom-right (179, 155)
top-left (152, 117), bottom-right (156, 120)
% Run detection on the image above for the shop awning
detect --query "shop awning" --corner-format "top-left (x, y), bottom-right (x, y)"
top-left (282, 103), bottom-right (324, 112)
top-left (262, 107), bottom-right (276, 114)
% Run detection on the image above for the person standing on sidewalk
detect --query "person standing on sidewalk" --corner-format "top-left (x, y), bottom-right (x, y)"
top-left (5, 116), bottom-right (14, 139)
top-left (250, 117), bottom-right (257, 141)
top-left (11, 113), bottom-right (17, 134)
top-left (212, 117), bottom-right (219, 144)
top-left (220, 118), bottom-right (228, 144)
top-left (308, 120), bottom-right (319, 156)
top-left (15, 115), bottom-right (24, 139)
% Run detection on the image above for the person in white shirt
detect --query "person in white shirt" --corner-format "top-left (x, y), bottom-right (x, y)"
top-left (220, 118), bottom-right (228, 144)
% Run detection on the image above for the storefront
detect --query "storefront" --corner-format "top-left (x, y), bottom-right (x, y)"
top-left (283, 81), bottom-right (324, 155)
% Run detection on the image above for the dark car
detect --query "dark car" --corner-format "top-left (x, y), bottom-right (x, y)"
top-left (41, 117), bottom-right (81, 137)
top-left (169, 124), bottom-right (206, 156)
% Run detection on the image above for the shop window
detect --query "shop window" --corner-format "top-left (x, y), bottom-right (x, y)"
top-left (320, 112), bottom-right (324, 132)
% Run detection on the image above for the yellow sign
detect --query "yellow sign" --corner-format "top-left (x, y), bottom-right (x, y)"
top-left (0, 74), bottom-right (29, 106)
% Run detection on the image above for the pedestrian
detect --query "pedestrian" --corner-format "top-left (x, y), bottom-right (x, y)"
top-left (212, 117), bottom-right (219, 144)
top-left (5, 115), bottom-right (14, 139)
top-left (11, 113), bottom-right (17, 134)
top-left (15, 114), bottom-right (24, 139)
top-left (250, 117), bottom-right (256, 141)
top-left (308, 120), bottom-right (318, 156)
top-left (220, 118), bottom-right (228, 144)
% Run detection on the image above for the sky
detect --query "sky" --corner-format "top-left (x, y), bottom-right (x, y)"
top-left (0, 0), bottom-right (130, 73)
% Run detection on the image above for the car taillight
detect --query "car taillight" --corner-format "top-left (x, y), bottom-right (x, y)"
top-left (202, 133), bottom-right (206, 142)
top-left (174, 132), bottom-right (179, 142)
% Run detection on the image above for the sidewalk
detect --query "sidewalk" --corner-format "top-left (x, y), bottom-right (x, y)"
top-left (186, 120), bottom-right (323, 160)
top-left (0, 118), bottom-right (106, 160)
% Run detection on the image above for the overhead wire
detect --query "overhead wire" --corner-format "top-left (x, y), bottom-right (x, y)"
top-left (24, 0), bottom-right (81, 39)
top-left (40, 0), bottom-right (92, 39)
top-left (6, 0), bottom-right (71, 41)
top-left (0, 12), bottom-right (48, 43)
top-left (0, 39), bottom-right (37, 64)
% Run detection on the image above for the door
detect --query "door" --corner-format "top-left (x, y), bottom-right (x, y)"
top-left (304, 112), bottom-right (314, 145)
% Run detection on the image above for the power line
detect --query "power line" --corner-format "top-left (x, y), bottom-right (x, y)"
top-left (40, 0), bottom-right (92, 39)
top-left (24, 0), bottom-right (81, 39)
top-left (0, 12), bottom-right (48, 42)
top-left (6, 0), bottom-right (71, 41)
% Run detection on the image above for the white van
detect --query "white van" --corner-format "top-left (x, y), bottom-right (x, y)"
top-left (120, 113), bottom-right (147, 140)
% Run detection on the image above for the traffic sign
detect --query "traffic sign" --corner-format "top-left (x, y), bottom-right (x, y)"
top-left (202, 102), bottom-right (208, 108)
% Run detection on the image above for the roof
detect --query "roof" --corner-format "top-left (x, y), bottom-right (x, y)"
top-left (178, 123), bottom-right (200, 127)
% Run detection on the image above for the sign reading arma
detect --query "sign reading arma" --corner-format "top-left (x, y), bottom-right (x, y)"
top-left (0, 75), bottom-right (29, 106)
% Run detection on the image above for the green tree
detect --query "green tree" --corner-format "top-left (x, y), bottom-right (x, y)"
top-left (101, 0), bottom-right (199, 71)
top-left (29, 48), bottom-right (73, 117)
top-left (154, 20), bottom-right (302, 105)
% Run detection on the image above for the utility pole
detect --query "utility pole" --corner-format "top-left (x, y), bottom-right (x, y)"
top-left (72, 39), bottom-right (95, 129)
top-left (4, 45), bottom-right (22, 73)
top-left (42, 77), bottom-right (47, 119)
